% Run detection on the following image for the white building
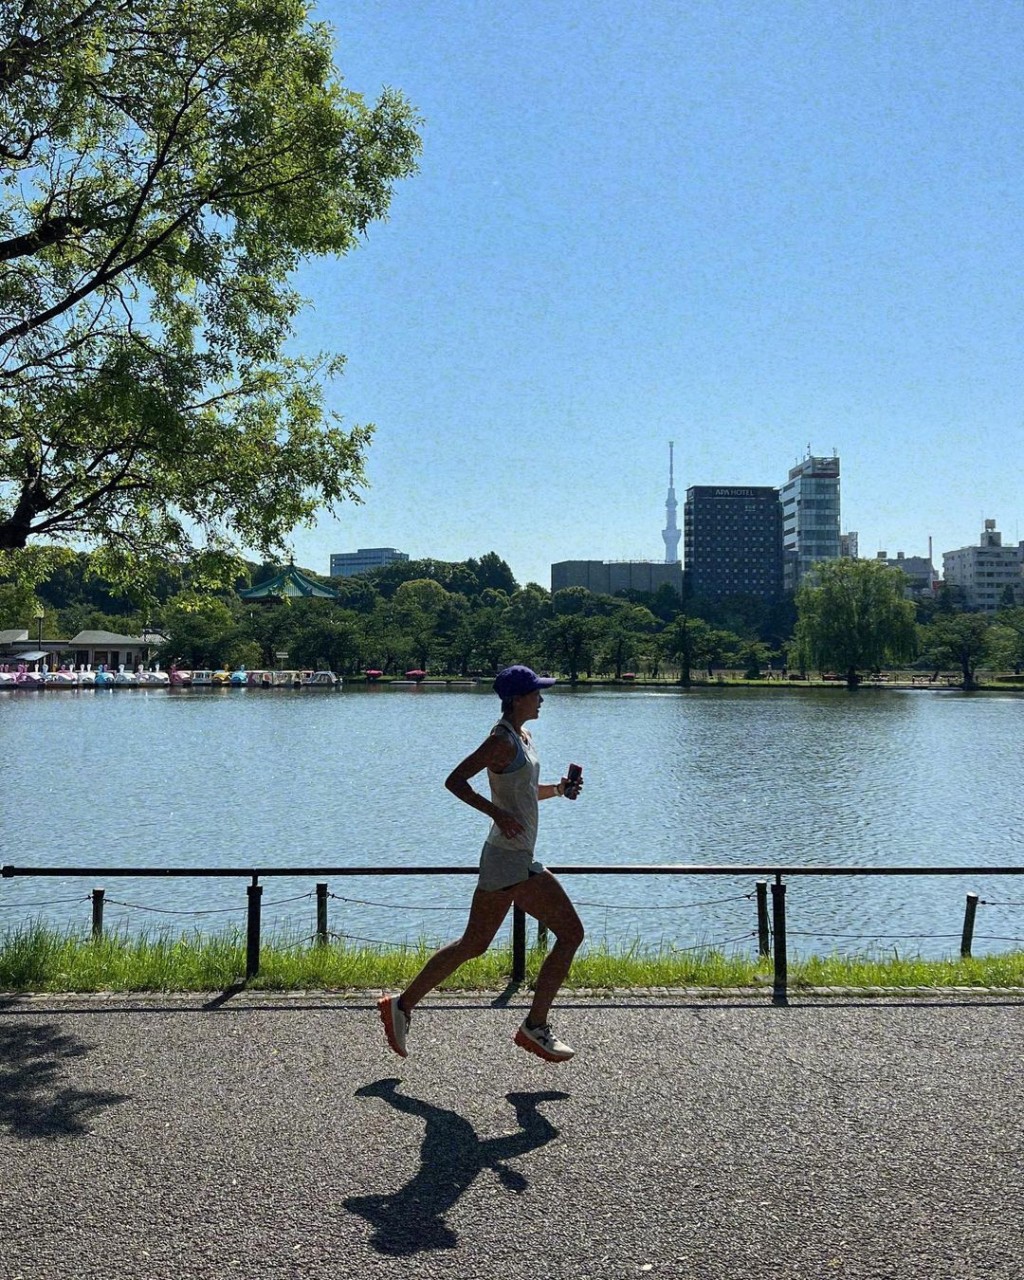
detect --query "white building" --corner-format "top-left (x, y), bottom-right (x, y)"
top-left (329, 547), bottom-right (409, 578)
top-left (942, 520), bottom-right (1023, 610)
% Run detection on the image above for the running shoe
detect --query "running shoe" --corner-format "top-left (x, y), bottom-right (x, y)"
top-left (514, 1019), bottom-right (574, 1063)
top-left (378, 994), bottom-right (410, 1058)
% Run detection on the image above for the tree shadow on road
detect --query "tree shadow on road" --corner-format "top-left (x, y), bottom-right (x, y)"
top-left (0, 1022), bottom-right (127, 1139)
top-left (344, 1078), bottom-right (568, 1255)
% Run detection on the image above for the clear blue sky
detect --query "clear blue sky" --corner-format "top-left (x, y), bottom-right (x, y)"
top-left (287, 0), bottom-right (1024, 589)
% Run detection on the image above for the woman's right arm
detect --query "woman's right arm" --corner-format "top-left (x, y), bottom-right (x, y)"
top-left (444, 733), bottom-right (523, 839)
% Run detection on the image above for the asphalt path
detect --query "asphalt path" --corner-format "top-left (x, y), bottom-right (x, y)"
top-left (1, 989), bottom-right (1022, 1279)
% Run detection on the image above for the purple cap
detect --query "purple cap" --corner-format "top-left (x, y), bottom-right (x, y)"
top-left (493, 665), bottom-right (556, 699)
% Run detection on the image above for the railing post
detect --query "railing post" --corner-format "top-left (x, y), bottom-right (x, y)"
top-left (91, 887), bottom-right (105, 939)
top-left (512, 904), bottom-right (526, 984)
top-left (960, 892), bottom-right (979, 959)
top-left (316, 882), bottom-right (328, 946)
top-left (246, 875), bottom-right (262, 980)
top-left (770, 874), bottom-right (787, 1005)
top-left (756, 880), bottom-right (771, 957)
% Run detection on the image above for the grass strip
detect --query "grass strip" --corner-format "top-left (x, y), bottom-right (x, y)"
top-left (3, 923), bottom-right (1024, 993)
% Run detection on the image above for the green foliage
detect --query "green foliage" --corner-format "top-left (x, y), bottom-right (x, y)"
top-left (991, 607), bottom-right (1024, 674)
top-left (365, 554), bottom-right (516, 601)
top-left (794, 559), bottom-right (917, 687)
top-left (0, 0), bottom-right (421, 575)
top-left (919, 614), bottom-right (992, 688)
top-left (5, 923), bottom-right (1024, 993)
top-left (662, 615), bottom-right (716, 687)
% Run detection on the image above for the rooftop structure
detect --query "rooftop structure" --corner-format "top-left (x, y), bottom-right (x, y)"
top-left (240, 563), bottom-right (338, 600)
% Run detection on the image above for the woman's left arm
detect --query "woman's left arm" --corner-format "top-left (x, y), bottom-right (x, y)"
top-left (538, 777), bottom-right (583, 801)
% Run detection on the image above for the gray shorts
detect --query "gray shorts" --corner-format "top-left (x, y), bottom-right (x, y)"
top-left (477, 841), bottom-right (546, 892)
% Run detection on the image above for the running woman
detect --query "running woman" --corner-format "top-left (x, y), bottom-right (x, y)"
top-left (378, 664), bottom-right (585, 1062)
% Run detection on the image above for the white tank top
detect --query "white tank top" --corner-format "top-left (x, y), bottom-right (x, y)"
top-left (485, 719), bottom-right (540, 852)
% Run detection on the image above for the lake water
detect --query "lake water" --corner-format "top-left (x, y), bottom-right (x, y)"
top-left (2, 684), bottom-right (1023, 959)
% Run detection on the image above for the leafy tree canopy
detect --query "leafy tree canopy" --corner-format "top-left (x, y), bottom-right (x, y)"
top-left (0, 0), bottom-right (420, 582)
top-left (794, 558), bottom-right (917, 688)
top-left (366, 554), bottom-right (518, 601)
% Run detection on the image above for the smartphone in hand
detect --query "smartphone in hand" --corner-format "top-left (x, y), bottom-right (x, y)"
top-left (564, 762), bottom-right (583, 800)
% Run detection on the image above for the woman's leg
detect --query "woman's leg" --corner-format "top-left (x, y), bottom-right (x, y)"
top-left (400, 887), bottom-right (514, 1011)
top-left (510, 870), bottom-right (584, 1026)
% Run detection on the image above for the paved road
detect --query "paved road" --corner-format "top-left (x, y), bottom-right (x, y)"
top-left (1, 989), bottom-right (1022, 1279)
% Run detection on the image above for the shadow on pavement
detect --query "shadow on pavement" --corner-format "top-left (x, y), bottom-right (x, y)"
top-left (344, 1077), bottom-right (568, 1255)
top-left (0, 1021), bottom-right (127, 1139)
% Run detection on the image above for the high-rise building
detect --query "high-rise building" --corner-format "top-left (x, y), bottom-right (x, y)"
top-left (330, 547), bottom-right (409, 578)
top-left (942, 520), bottom-right (1023, 610)
top-left (781, 454), bottom-right (841, 590)
top-left (662, 441), bottom-right (681, 564)
top-left (839, 532), bottom-right (859, 559)
top-left (683, 486), bottom-right (784, 601)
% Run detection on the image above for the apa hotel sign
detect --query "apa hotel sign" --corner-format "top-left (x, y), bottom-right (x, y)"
top-left (712, 487), bottom-right (757, 498)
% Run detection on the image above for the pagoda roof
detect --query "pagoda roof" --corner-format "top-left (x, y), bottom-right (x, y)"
top-left (240, 563), bottom-right (338, 600)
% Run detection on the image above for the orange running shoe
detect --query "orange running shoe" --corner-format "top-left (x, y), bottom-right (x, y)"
top-left (378, 994), bottom-right (410, 1058)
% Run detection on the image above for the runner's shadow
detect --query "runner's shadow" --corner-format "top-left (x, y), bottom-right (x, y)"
top-left (345, 1078), bottom-right (569, 1255)
top-left (0, 1022), bottom-right (127, 1139)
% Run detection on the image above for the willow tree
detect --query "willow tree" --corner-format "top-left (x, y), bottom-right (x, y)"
top-left (0, 0), bottom-right (420, 583)
top-left (794, 559), bottom-right (917, 688)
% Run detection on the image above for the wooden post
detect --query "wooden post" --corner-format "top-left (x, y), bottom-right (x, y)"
top-left (512, 905), bottom-right (526, 984)
top-left (91, 888), bottom-right (104, 939)
top-left (960, 892), bottom-right (979, 959)
top-left (316, 882), bottom-right (328, 946)
top-left (771, 875), bottom-right (787, 1006)
top-left (246, 876), bottom-right (262, 980)
top-left (756, 880), bottom-right (771, 957)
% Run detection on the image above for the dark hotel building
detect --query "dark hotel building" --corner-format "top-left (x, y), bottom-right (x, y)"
top-left (683, 486), bottom-right (784, 601)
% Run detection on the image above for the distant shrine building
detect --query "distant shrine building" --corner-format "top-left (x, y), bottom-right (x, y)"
top-left (240, 563), bottom-right (338, 601)
top-left (329, 547), bottom-right (409, 578)
top-left (683, 485), bottom-right (784, 601)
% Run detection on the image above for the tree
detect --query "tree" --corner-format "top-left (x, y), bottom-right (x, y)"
top-left (663, 615), bottom-right (715, 688)
top-left (541, 615), bottom-right (594, 682)
top-left (0, 1), bottom-right (420, 578)
top-left (794, 559), bottom-right (917, 689)
top-left (466, 552), bottom-right (518, 596)
top-left (158, 592), bottom-right (237, 667)
top-left (597, 604), bottom-right (657, 679)
top-left (920, 614), bottom-right (992, 689)
top-left (994, 607), bottom-right (1024, 674)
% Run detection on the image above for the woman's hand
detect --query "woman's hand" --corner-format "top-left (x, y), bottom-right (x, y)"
top-left (492, 807), bottom-right (525, 839)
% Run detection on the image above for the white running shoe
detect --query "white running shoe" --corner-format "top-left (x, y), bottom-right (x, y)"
top-left (378, 994), bottom-right (410, 1058)
top-left (514, 1019), bottom-right (574, 1063)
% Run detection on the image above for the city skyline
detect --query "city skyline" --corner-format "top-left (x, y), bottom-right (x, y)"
top-left (281, 1), bottom-right (1024, 589)
top-left (324, 444), bottom-right (1019, 589)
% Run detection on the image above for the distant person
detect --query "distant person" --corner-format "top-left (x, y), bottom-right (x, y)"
top-left (378, 665), bottom-right (585, 1063)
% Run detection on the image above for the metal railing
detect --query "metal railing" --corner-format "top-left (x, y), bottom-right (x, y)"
top-left (3, 862), bottom-right (1024, 1003)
